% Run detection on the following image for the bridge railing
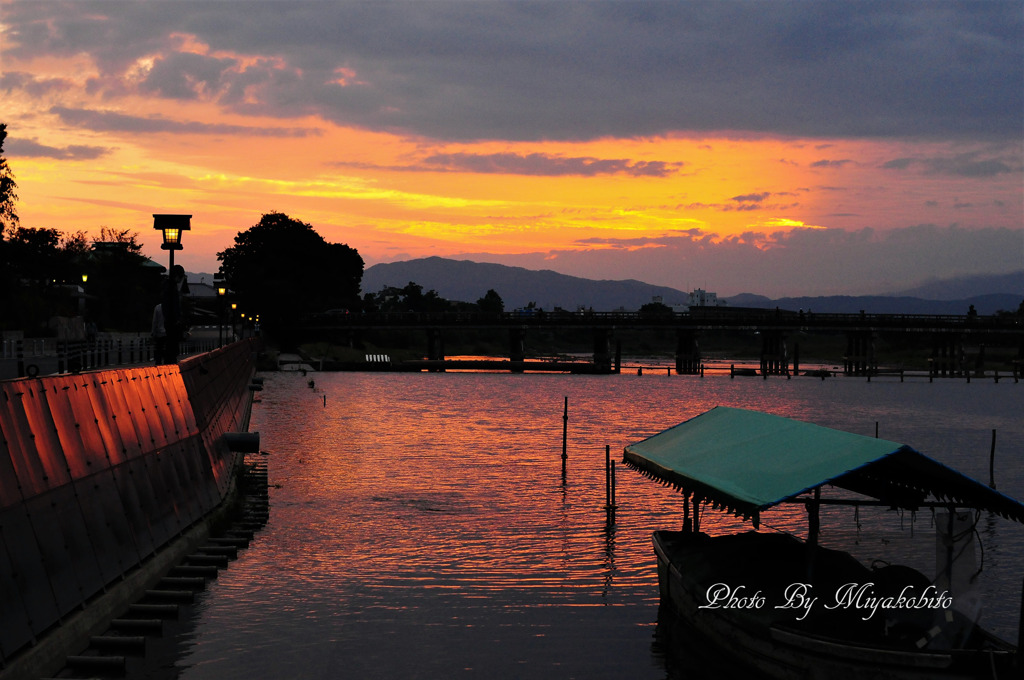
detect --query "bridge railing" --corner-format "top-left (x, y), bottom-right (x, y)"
top-left (303, 308), bottom-right (1023, 331)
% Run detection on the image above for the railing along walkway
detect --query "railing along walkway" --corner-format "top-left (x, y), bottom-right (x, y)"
top-left (1, 335), bottom-right (227, 380)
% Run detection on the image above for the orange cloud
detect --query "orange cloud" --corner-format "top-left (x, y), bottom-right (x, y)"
top-left (5, 81), bottom-right (1020, 274)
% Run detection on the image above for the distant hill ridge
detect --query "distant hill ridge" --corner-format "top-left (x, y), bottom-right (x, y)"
top-left (361, 257), bottom-right (1023, 315)
top-left (725, 293), bottom-right (1021, 316)
top-left (362, 257), bottom-right (691, 311)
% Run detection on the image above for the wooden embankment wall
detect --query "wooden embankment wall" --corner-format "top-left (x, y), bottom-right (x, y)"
top-left (0, 340), bottom-right (257, 666)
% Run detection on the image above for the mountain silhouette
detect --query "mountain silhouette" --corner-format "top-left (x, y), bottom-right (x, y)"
top-left (361, 258), bottom-right (1022, 314)
top-left (362, 257), bottom-right (690, 311)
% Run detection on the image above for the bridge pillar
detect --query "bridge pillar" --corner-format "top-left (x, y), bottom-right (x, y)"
top-left (509, 327), bottom-right (526, 364)
top-left (929, 333), bottom-right (961, 378)
top-left (593, 328), bottom-right (612, 372)
top-left (844, 331), bottom-right (875, 376)
top-left (759, 330), bottom-right (789, 376)
top-left (675, 329), bottom-right (701, 375)
top-left (426, 328), bottom-right (445, 365)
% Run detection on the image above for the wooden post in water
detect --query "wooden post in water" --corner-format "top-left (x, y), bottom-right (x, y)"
top-left (989, 429), bottom-right (997, 489)
top-left (561, 397), bottom-right (568, 482)
top-left (604, 445), bottom-right (617, 524)
top-left (610, 461), bottom-right (617, 509)
top-left (605, 445), bottom-right (611, 509)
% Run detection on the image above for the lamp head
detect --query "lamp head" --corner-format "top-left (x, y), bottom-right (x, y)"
top-left (153, 214), bottom-right (191, 250)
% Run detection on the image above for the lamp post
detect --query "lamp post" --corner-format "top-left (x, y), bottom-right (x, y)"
top-left (153, 214), bottom-right (191, 364)
top-left (152, 214), bottom-right (191, 270)
top-left (217, 285), bottom-right (227, 347)
top-left (80, 273), bottom-right (88, 316)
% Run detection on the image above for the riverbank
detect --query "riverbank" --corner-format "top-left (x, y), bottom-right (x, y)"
top-left (0, 341), bottom-right (259, 677)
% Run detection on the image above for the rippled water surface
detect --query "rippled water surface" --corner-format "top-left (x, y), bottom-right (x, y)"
top-left (165, 372), bottom-right (1023, 679)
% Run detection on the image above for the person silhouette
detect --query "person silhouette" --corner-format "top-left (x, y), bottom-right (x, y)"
top-left (160, 265), bottom-right (188, 363)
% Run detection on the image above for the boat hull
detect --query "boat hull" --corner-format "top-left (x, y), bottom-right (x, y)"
top-left (653, 530), bottom-right (1017, 680)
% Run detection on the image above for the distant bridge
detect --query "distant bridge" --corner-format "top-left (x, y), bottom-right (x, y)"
top-left (302, 308), bottom-right (1024, 377)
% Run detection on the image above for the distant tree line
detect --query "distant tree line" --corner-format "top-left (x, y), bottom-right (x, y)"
top-left (0, 222), bottom-right (158, 333)
top-left (1, 124), bottom-right (161, 334)
top-left (360, 282), bottom-right (504, 315)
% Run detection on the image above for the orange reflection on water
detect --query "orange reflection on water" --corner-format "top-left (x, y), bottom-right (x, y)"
top-left (163, 371), bottom-right (1024, 680)
top-left (250, 372), bottom-right (852, 610)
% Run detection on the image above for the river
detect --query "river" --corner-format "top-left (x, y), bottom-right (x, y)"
top-left (141, 370), bottom-right (1024, 679)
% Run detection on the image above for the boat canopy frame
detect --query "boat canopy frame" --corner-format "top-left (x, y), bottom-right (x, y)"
top-left (623, 406), bottom-right (1024, 528)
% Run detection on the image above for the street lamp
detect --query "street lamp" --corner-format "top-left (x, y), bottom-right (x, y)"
top-left (152, 214), bottom-right (191, 270)
top-left (217, 285), bottom-right (227, 346)
top-left (80, 273), bottom-right (88, 316)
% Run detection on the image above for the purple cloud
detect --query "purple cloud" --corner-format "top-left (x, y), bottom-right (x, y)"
top-left (420, 152), bottom-right (683, 177)
top-left (731, 192), bottom-right (772, 202)
top-left (7, 138), bottom-right (110, 160)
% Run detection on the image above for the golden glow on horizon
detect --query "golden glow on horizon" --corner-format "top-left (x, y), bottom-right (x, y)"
top-left (754, 218), bottom-right (824, 231)
top-left (4, 34), bottom-right (1020, 276)
top-left (10, 118), bottom-right (1017, 272)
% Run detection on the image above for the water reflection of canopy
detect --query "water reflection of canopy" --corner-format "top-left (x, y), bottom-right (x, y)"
top-left (623, 406), bottom-right (1024, 528)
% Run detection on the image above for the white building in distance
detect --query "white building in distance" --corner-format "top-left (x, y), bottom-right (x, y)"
top-left (687, 288), bottom-right (718, 307)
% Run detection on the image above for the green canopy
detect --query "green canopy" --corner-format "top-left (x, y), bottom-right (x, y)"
top-left (623, 406), bottom-right (1024, 526)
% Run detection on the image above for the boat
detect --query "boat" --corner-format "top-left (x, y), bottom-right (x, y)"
top-left (623, 406), bottom-right (1023, 680)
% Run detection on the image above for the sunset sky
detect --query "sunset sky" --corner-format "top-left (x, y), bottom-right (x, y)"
top-left (2, 1), bottom-right (1021, 297)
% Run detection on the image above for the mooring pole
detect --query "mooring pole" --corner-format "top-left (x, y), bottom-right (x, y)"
top-left (989, 429), bottom-right (997, 489)
top-left (561, 397), bottom-right (568, 482)
top-left (610, 460), bottom-right (617, 509)
top-left (605, 445), bottom-right (611, 508)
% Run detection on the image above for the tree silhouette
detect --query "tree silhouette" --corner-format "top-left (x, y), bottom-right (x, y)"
top-left (0, 123), bottom-right (18, 238)
top-left (477, 289), bottom-right (504, 315)
top-left (218, 212), bottom-right (363, 339)
top-left (4, 226), bottom-right (63, 285)
top-left (639, 300), bottom-right (673, 317)
top-left (0, 225), bottom-right (155, 332)
top-left (85, 229), bottom-right (156, 331)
